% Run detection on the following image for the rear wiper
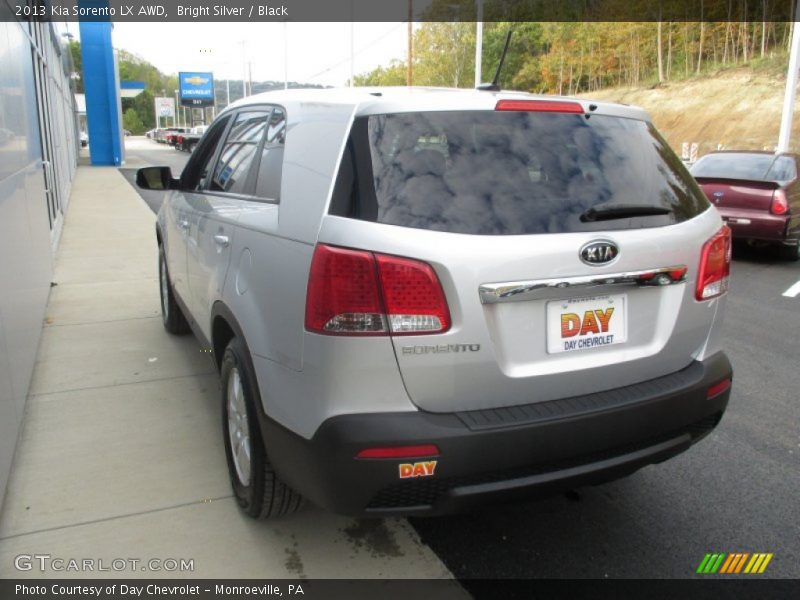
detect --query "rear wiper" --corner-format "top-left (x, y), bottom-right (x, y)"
top-left (580, 203), bottom-right (672, 223)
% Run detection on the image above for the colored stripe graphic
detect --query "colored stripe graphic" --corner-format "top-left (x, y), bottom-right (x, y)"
top-left (699, 552), bottom-right (773, 574)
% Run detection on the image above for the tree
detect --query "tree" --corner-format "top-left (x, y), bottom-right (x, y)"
top-left (413, 22), bottom-right (476, 88)
top-left (122, 107), bottom-right (145, 134)
top-left (354, 60), bottom-right (407, 86)
top-left (68, 40), bottom-right (83, 93)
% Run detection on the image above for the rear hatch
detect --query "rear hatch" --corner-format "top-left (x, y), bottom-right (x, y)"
top-left (320, 101), bottom-right (723, 413)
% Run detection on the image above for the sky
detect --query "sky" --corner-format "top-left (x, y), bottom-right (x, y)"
top-left (61, 22), bottom-right (411, 87)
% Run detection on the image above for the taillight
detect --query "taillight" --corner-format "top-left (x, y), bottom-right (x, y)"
top-left (305, 244), bottom-right (451, 336)
top-left (771, 189), bottom-right (789, 215)
top-left (696, 226), bottom-right (732, 301)
top-left (495, 99), bottom-right (584, 113)
top-left (375, 254), bottom-right (451, 335)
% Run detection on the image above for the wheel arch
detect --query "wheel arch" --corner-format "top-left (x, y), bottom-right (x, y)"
top-left (211, 301), bottom-right (251, 373)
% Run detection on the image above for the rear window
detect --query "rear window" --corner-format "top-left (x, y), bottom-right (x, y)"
top-left (691, 153), bottom-right (796, 181)
top-left (330, 110), bottom-right (709, 235)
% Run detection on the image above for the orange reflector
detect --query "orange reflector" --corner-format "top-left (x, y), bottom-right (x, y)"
top-left (356, 445), bottom-right (440, 459)
top-left (707, 379), bottom-right (731, 398)
top-left (495, 99), bottom-right (584, 113)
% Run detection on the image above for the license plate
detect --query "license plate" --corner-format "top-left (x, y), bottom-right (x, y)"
top-left (546, 294), bottom-right (627, 354)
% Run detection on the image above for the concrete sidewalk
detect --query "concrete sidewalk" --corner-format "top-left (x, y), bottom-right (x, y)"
top-left (0, 166), bottom-right (456, 582)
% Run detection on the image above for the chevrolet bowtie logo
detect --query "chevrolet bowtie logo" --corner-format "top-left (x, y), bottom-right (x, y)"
top-left (184, 76), bottom-right (209, 85)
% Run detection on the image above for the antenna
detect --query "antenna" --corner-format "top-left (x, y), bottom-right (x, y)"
top-left (477, 30), bottom-right (513, 92)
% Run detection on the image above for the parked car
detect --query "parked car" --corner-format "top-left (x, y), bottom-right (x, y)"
top-left (176, 126), bottom-right (207, 152)
top-left (154, 128), bottom-right (183, 143)
top-left (136, 88), bottom-right (732, 519)
top-left (690, 151), bottom-right (800, 261)
top-left (79, 131), bottom-right (88, 147)
top-left (163, 128), bottom-right (185, 146)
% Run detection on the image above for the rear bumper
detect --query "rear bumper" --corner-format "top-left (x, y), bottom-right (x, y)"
top-left (260, 352), bottom-right (732, 516)
top-left (719, 209), bottom-right (790, 242)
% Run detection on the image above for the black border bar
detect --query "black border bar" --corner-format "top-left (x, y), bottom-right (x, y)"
top-left (4, 0), bottom-right (797, 23)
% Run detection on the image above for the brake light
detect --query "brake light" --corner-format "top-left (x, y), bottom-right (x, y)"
top-left (356, 445), bottom-right (439, 459)
top-left (696, 226), bottom-right (732, 301)
top-left (771, 189), bottom-right (789, 215)
top-left (707, 378), bottom-right (731, 399)
top-left (495, 99), bottom-right (584, 113)
top-left (305, 244), bottom-right (451, 336)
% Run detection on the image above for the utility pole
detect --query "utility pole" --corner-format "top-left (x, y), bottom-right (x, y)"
top-left (241, 39), bottom-right (247, 98)
top-left (284, 21), bottom-right (289, 89)
top-left (407, 0), bottom-right (413, 86)
top-left (778, 1), bottom-right (800, 153)
top-left (350, 21), bottom-right (355, 87)
top-left (474, 0), bottom-right (483, 88)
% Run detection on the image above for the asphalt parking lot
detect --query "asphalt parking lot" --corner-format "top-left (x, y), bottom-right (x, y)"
top-left (122, 136), bottom-right (799, 580)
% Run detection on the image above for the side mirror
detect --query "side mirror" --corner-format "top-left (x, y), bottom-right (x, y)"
top-left (136, 166), bottom-right (177, 190)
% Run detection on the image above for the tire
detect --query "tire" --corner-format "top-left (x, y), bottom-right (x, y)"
top-left (158, 244), bottom-right (190, 334)
top-left (777, 241), bottom-right (800, 262)
top-left (220, 336), bottom-right (304, 519)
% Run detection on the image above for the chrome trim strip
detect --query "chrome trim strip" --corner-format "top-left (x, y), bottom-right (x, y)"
top-left (479, 266), bottom-right (688, 304)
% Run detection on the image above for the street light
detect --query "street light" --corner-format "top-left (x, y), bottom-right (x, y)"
top-left (475, 0), bottom-right (483, 88)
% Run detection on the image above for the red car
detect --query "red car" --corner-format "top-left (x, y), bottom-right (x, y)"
top-left (691, 151), bottom-right (800, 261)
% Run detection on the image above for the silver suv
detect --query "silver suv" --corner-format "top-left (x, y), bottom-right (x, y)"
top-left (136, 88), bottom-right (733, 518)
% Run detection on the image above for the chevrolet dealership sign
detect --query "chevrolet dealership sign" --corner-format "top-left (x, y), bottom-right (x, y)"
top-left (179, 71), bottom-right (215, 108)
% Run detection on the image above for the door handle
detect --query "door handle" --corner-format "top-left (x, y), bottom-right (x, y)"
top-left (214, 234), bottom-right (230, 248)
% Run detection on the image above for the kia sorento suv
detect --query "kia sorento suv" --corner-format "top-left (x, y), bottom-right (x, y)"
top-left (136, 88), bottom-right (733, 518)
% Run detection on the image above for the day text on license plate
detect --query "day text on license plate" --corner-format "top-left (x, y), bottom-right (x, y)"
top-left (546, 294), bottom-right (627, 354)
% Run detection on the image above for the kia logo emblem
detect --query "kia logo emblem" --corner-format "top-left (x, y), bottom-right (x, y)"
top-left (580, 240), bottom-right (619, 266)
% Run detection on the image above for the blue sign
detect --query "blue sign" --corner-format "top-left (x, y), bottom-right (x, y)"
top-left (179, 72), bottom-right (215, 107)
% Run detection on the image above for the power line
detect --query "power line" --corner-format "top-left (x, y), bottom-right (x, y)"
top-left (302, 22), bottom-right (407, 83)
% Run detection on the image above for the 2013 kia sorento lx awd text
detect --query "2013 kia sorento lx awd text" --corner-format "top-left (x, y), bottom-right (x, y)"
top-left (136, 88), bottom-right (733, 518)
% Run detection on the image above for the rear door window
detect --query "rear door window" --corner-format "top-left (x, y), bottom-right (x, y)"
top-left (331, 111), bottom-right (709, 235)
